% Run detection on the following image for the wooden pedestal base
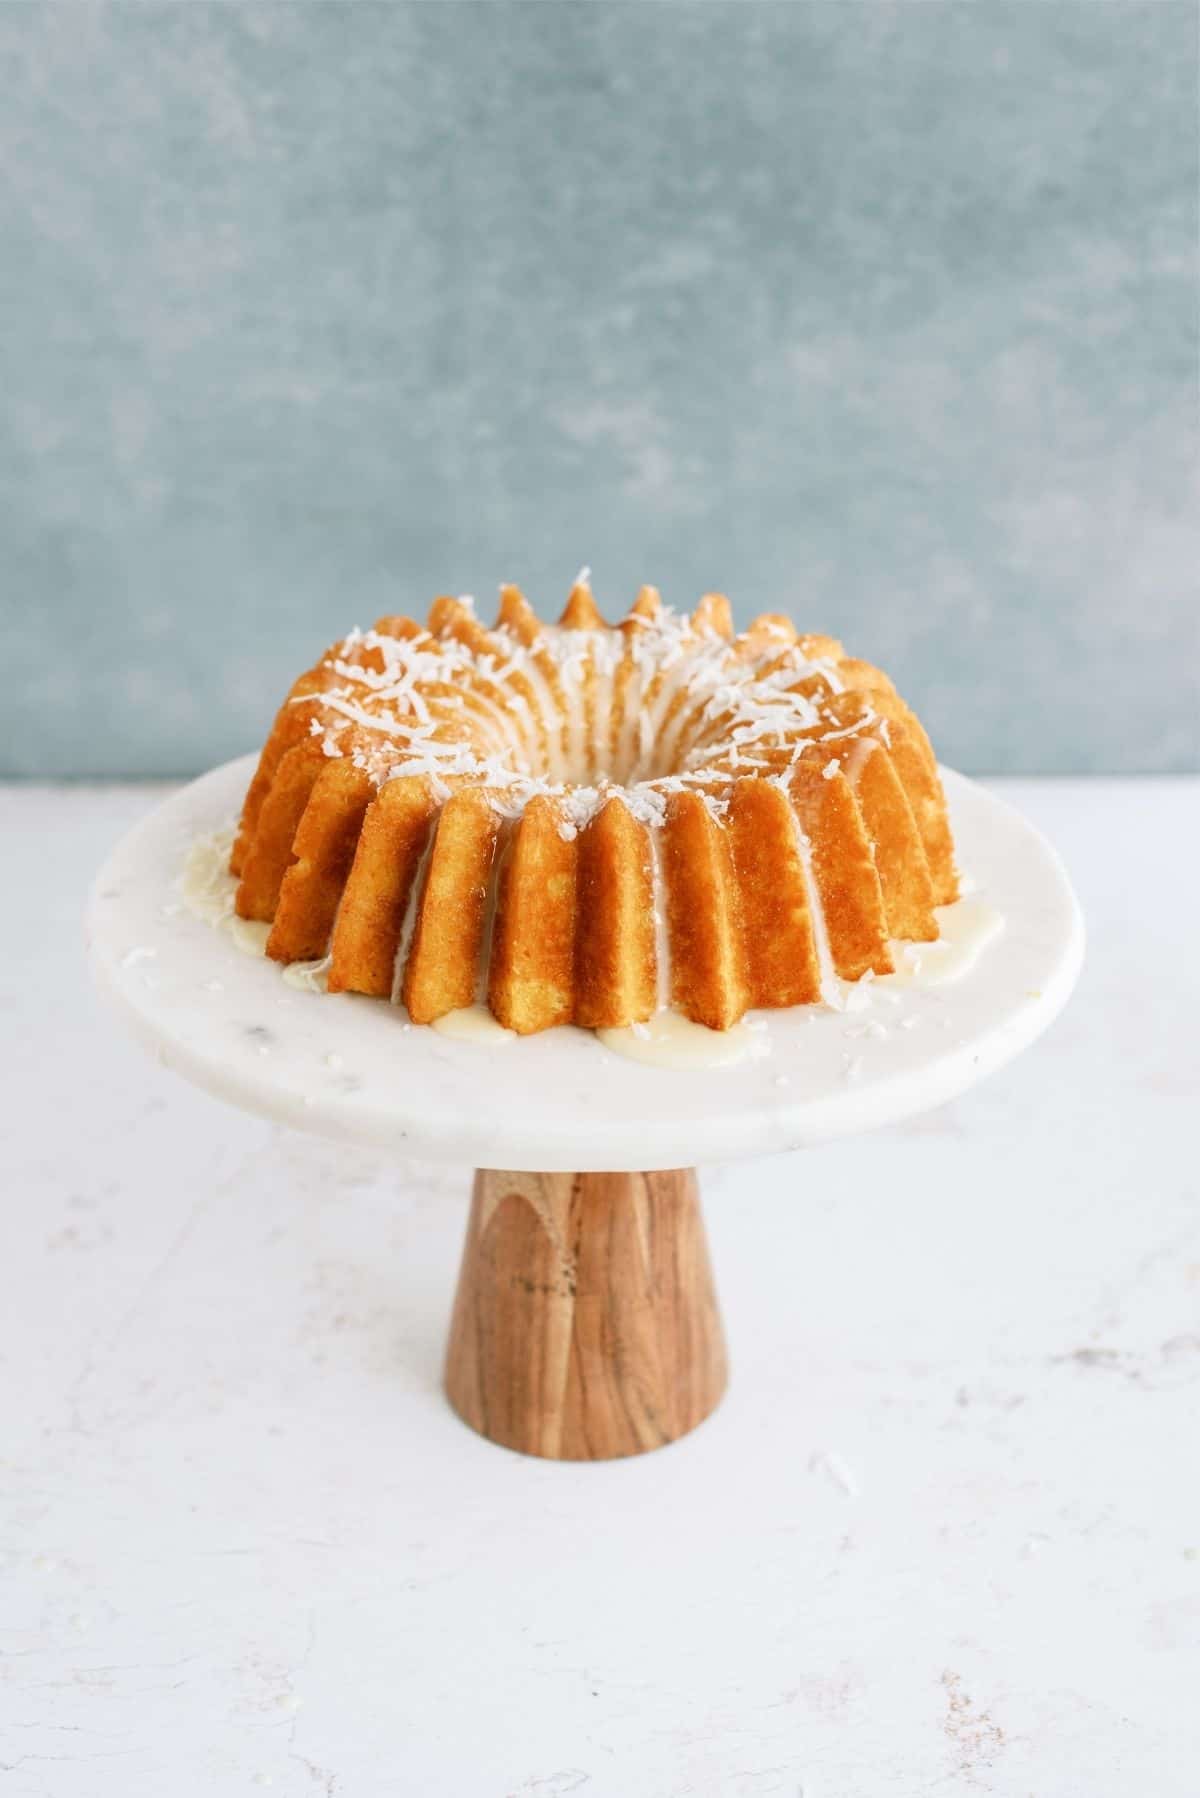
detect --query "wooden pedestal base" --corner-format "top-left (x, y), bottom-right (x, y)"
top-left (444, 1168), bottom-right (728, 1460)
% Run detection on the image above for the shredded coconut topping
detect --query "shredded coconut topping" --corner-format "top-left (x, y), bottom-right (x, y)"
top-left (287, 600), bottom-right (883, 829)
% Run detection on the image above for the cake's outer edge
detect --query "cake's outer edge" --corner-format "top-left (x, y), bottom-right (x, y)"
top-left (230, 586), bottom-right (960, 1033)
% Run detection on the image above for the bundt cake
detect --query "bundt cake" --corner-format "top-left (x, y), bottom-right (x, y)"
top-left (230, 577), bottom-right (958, 1034)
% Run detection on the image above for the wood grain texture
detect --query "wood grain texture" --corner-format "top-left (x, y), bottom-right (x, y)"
top-left (444, 1168), bottom-right (727, 1460)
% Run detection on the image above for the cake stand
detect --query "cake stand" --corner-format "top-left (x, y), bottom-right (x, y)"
top-left (87, 757), bottom-right (1083, 1460)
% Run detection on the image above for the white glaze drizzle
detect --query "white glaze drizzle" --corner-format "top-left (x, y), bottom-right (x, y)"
top-left (645, 826), bottom-right (672, 1012)
top-left (598, 1012), bottom-right (769, 1070)
top-left (180, 827), bottom-right (238, 927)
top-left (430, 1004), bottom-right (516, 1043)
top-left (180, 824), bottom-right (1005, 1061)
top-left (784, 804), bottom-right (840, 1007)
top-left (281, 955), bottom-right (332, 993)
top-left (390, 829), bottom-right (436, 1005)
top-left (878, 900), bottom-right (1004, 988)
top-left (230, 917), bottom-right (271, 957)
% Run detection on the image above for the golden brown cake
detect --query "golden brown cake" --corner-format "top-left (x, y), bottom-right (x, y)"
top-left (231, 577), bottom-right (958, 1033)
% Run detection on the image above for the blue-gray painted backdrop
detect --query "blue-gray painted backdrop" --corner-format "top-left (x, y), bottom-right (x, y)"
top-left (2, 1), bottom-right (1197, 777)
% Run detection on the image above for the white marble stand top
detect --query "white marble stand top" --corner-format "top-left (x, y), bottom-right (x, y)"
top-left (85, 757), bottom-right (1082, 1170)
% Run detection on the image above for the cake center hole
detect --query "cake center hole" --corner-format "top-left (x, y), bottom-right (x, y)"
top-left (551, 702), bottom-right (701, 788)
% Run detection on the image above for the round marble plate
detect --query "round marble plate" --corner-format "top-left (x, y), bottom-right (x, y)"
top-left (86, 756), bottom-right (1083, 1171)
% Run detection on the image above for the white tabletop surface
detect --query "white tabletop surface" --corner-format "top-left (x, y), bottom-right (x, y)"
top-left (2, 778), bottom-right (1197, 1796)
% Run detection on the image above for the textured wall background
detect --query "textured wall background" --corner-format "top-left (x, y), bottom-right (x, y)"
top-left (1, 1), bottom-right (1196, 777)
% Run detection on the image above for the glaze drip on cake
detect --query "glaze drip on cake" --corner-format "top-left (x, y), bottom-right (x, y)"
top-left (229, 579), bottom-right (960, 1036)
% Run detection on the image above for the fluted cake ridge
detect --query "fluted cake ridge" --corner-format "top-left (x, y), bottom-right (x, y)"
top-left (231, 577), bottom-right (958, 1034)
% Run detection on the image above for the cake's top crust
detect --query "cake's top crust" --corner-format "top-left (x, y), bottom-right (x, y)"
top-left (288, 579), bottom-right (898, 837)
